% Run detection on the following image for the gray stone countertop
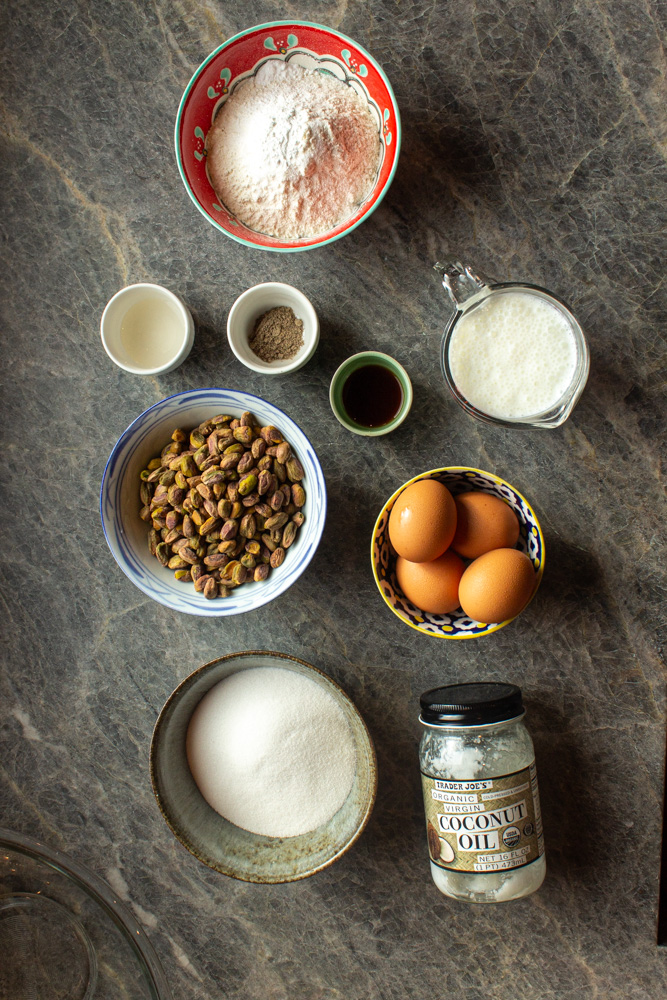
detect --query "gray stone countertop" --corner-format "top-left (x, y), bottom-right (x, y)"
top-left (1, 1), bottom-right (666, 998)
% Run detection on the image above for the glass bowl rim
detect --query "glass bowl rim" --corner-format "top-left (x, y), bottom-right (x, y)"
top-left (0, 827), bottom-right (172, 999)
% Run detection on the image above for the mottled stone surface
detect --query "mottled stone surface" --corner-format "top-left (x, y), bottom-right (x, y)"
top-left (1, 1), bottom-right (666, 997)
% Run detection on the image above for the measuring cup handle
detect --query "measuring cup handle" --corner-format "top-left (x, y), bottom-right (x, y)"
top-left (433, 261), bottom-right (493, 310)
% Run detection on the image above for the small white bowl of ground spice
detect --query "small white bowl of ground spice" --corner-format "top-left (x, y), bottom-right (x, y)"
top-left (227, 282), bottom-right (319, 374)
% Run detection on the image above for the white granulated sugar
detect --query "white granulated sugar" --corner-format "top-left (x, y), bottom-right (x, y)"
top-left (186, 666), bottom-right (357, 838)
top-left (205, 60), bottom-right (382, 239)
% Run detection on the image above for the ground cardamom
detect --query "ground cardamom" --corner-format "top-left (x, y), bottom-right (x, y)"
top-left (248, 306), bottom-right (304, 362)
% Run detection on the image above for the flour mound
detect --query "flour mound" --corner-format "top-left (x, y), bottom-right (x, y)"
top-left (205, 61), bottom-right (382, 239)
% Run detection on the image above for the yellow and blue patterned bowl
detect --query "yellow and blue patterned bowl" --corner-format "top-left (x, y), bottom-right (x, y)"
top-left (371, 467), bottom-right (545, 639)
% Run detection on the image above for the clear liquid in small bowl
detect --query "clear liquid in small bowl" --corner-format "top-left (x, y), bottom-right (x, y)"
top-left (120, 296), bottom-right (185, 369)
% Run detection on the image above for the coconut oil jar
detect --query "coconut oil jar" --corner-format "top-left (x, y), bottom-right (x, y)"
top-left (419, 682), bottom-right (546, 903)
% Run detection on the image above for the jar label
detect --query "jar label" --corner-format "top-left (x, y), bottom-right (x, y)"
top-left (420, 761), bottom-right (544, 873)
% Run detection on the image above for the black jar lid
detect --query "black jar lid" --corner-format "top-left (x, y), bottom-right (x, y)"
top-left (420, 682), bottom-right (524, 726)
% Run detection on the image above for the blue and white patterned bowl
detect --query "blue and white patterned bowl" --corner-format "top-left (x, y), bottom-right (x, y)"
top-left (100, 389), bottom-right (326, 616)
top-left (371, 467), bottom-right (544, 639)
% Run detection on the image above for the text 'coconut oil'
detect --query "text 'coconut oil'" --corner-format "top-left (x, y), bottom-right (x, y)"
top-left (419, 682), bottom-right (546, 903)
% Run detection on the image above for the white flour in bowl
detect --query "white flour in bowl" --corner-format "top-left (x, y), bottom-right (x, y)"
top-left (205, 60), bottom-right (382, 239)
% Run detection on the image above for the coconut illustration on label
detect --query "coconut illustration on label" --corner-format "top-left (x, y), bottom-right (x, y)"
top-left (427, 821), bottom-right (456, 864)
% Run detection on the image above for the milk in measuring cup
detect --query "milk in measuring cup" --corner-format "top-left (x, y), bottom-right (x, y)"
top-left (448, 291), bottom-right (578, 420)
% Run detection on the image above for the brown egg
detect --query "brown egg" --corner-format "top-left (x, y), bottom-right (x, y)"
top-left (458, 548), bottom-right (536, 623)
top-left (452, 492), bottom-right (520, 559)
top-left (396, 550), bottom-right (465, 614)
top-left (388, 480), bottom-right (457, 563)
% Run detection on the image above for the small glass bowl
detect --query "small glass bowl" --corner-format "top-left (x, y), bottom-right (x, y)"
top-left (0, 828), bottom-right (171, 999)
top-left (437, 263), bottom-right (590, 429)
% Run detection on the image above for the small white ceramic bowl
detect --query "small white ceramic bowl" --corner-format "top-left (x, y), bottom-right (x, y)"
top-left (227, 282), bottom-right (319, 374)
top-left (100, 283), bottom-right (195, 375)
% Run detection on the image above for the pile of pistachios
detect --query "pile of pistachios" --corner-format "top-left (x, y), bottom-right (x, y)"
top-left (139, 412), bottom-right (306, 599)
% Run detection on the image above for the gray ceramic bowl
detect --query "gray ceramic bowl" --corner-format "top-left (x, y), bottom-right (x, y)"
top-left (150, 651), bottom-right (377, 883)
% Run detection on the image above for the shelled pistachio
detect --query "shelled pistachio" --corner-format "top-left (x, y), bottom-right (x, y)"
top-left (138, 414), bottom-right (307, 599)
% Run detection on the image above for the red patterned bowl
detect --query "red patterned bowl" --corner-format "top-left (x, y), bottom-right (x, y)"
top-left (175, 21), bottom-right (401, 252)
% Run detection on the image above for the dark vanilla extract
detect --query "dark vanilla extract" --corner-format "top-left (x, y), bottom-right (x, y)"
top-left (342, 364), bottom-right (403, 427)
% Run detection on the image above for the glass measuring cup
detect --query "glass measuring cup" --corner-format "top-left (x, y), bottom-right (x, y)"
top-left (435, 262), bottom-right (590, 429)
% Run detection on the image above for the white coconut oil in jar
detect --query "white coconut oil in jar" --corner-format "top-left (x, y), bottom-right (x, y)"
top-left (419, 682), bottom-right (546, 903)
